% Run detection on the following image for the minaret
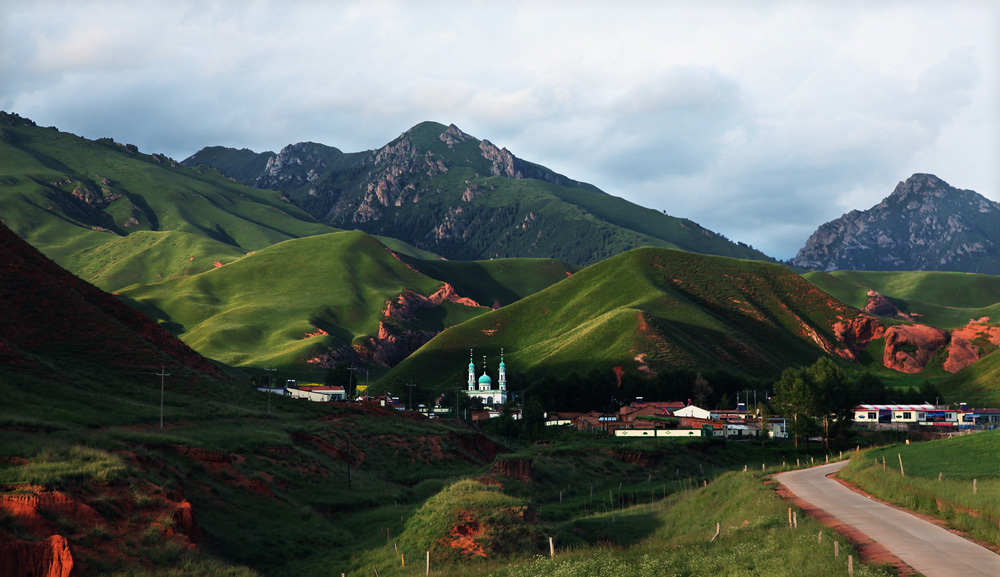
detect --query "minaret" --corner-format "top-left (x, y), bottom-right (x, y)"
top-left (481, 355), bottom-right (488, 390)
top-left (498, 348), bottom-right (506, 391)
top-left (468, 349), bottom-right (475, 390)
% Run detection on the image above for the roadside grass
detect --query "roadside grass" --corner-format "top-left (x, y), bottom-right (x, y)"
top-left (838, 431), bottom-right (1000, 547)
top-left (331, 469), bottom-right (896, 577)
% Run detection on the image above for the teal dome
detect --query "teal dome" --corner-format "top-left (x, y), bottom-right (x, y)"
top-left (478, 374), bottom-right (492, 385)
top-left (469, 360), bottom-right (475, 369)
top-left (499, 360), bottom-right (505, 369)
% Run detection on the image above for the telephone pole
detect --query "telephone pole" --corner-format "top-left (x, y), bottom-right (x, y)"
top-left (405, 380), bottom-right (417, 412)
top-left (264, 364), bottom-right (277, 414)
top-left (157, 366), bottom-right (170, 429)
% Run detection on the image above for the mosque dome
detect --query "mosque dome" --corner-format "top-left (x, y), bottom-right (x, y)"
top-left (478, 374), bottom-right (492, 385)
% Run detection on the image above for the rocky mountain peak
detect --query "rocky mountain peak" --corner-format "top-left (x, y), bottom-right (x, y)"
top-left (791, 174), bottom-right (1000, 274)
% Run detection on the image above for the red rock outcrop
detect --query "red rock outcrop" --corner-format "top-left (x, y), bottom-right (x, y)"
top-left (382, 283), bottom-right (484, 321)
top-left (862, 289), bottom-right (908, 319)
top-left (882, 324), bottom-right (948, 373)
top-left (0, 534), bottom-right (75, 577)
top-left (944, 318), bottom-right (1000, 373)
top-left (171, 501), bottom-right (203, 544)
top-left (488, 458), bottom-right (533, 482)
top-left (831, 315), bottom-right (887, 361)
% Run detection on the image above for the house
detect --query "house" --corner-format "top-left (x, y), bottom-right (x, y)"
top-left (287, 385), bottom-right (346, 402)
top-left (958, 407), bottom-right (1000, 429)
top-left (672, 405), bottom-right (712, 420)
top-left (852, 404), bottom-right (959, 427)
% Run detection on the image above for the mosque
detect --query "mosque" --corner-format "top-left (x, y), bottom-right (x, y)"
top-left (465, 349), bottom-right (507, 407)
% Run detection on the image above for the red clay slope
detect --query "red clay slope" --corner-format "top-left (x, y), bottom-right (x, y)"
top-left (0, 224), bottom-right (219, 376)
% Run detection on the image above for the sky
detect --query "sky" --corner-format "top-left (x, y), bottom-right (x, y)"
top-left (2, 0), bottom-right (997, 260)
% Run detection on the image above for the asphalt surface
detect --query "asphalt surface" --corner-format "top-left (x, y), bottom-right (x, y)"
top-left (775, 461), bottom-right (1000, 577)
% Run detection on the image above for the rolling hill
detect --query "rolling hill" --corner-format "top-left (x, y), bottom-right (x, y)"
top-left (117, 231), bottom-right (576, 379)
top-left (0, 111), bottom-right (337, 292)
top-left (803, 270), bottom-right (1000, 329)
top-left (382, 247), bottom-right (859, 391)
top-left (185, 121), bottom-right (776, 266)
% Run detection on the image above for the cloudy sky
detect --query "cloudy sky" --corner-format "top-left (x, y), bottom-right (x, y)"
top-left (2, 0), bottom-right (996, 260)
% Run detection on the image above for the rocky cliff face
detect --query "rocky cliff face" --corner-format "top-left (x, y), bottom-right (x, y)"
top-left (792, 174), bottom-right (1000, 273)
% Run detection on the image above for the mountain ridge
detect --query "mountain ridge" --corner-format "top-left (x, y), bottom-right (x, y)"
top-left (184, 121), bottom-right (775, 266)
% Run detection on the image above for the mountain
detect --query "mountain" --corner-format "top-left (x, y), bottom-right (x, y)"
top-left (0, 111), bottom-right (338, 292)
top-left (184, 121), bottom-right (775, 266)
top-left (791, 174), bottom-right (1000, 273)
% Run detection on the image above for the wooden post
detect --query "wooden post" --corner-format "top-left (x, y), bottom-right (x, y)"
top-left (974, 479), bottom-right (978, 494)
top-left (549, 536), bottom-right (555, 558)
top-left (882, 455), bottom-right (886, 471)
top-left (374, 565), bottom-right (380, 577)
top-left (793, 511), bottom-right (797, 529)
top-left (797, 458), bottom-right (800, 467)
top-left (426, 551), bottom-right (430, 576)
top-left (711, 522), bottom-right (720, 542)
top-left (788, 507), bottom-right (793, 528)
top-left (848, 554), bottom-right (854, 576)
top-left (825, 454), bottom-right (829, 463)
top-left (938, 472), bottom-right (942, 481)
top-left (834, 541), bottom-right (839, 558)
top-left (401, 554), bottom-right (405, 568)
top-left (898, 454), bottom-right (905, 477)
top-left (394, 542), bottom-right (398, 555)
top-left (818, 530), bottom-right (823, 543)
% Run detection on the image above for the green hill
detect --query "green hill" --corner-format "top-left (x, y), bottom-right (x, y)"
top-left (118, 231), bottom-right (576, 379)
top-left (803, 270), bottom-right (1000, 329)
top-left (186, 121), bottom-right (776, 267)
top-left (0, 111), bottom-right (337, 291)
top-left (383, 247), bottom-right (862, 395)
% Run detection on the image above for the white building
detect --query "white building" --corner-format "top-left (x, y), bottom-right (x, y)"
top-left (464, 350), bottom-right (507, 407)
top-left (672, 405), bottom-right (712, 420)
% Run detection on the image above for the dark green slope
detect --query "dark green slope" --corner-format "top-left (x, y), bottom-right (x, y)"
top-left (384, 248), bottom-right (858, 393)
top-left (804, 269), bottom-right (1000, 329)
top-left (186, 121), bottom-right (775, 266)
top-left (0, 111), bottom-right (337, 291)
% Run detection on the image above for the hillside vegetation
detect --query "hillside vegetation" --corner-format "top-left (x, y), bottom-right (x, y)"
top-left (804, 270), bottom-right (1000, 329)
top-left (384, 247), bottom-right (861, 394)
top-left (0, 111), bottom-right (336, 291)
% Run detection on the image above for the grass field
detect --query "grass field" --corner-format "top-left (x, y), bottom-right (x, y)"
top-left (838, 430), bottom-right (1000, 547)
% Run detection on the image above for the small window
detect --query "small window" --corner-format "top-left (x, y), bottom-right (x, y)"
top-left (902, 412), bottom-right (911, 420)
top-left (868, 412), bottom-right (876, 420)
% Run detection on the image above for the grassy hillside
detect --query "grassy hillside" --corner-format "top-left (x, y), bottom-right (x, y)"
top-left (117, 231), bottom-right (575, 379)
top-left (0, 111), bottom-right (337, 291)
top-left (384, 247), bottom-right (861, 394)
top-left (839, 431), bottom-right (1000, 548)
top-left (804, 270), bottom-right (1000, 329)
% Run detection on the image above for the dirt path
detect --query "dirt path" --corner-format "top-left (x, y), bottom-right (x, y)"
top-left (775, 461), bottom-right (1000, 577)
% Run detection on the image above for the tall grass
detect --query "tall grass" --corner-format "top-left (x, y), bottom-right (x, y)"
top-left (0, 445), bottom-right (130, 485)
top-left (839, 436), bottom-right (1000, 546)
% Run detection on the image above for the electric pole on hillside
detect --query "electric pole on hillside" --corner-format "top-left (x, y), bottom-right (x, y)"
top-left (405, 380), bottom-right (417, 412)
top-left (264, 364), bottom-right (276, 415)
top-left (157, 366), bottom-right (170, 429)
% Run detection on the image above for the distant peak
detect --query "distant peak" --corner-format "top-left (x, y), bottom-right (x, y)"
top-left (890, 173), bottom-right (950, 197)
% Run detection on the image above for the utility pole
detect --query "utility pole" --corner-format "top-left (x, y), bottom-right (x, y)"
top-left (405, 380), bottom-right (417, 412)
top-left (264, 364), bottom-right (277, 415)
top-left (157, 366), bottom-right (170, 429)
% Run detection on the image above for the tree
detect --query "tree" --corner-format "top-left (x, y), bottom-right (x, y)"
top-left (772, 366), bottom-right (820, 450)
top-left (853, 372), bottom-right (886, 404)
top-left (693, 373), bottom-right (713, 407)
top-left (521, 398), bottom-right (546, 441)
top-left (809, 358), bottom-right (856, 449)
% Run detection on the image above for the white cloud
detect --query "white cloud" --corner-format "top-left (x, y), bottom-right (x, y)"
top-left (1, 0), bottom-right (996, 260)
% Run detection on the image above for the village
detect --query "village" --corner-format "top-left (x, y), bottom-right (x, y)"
top-left (258, 350), bottom-right (1000, 438)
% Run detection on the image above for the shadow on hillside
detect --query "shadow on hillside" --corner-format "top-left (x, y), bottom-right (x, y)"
top-left (560, 510), bottom-right (661, 547)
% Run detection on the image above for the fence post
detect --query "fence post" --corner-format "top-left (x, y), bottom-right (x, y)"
top-left (549, 536), bottom-right (555, 558)
top-left (711, 522), bottom-right (721, 542)
top-left (898, 454), bottom-right (905, 477)
top-left (834, 541), bottom-right (839, 559)
top-left (974, 479), bottom-right (978, 494)
top-left (848, 554), bottom-right (854, 576)
top-left (426, 551), bottom-right (430, 576)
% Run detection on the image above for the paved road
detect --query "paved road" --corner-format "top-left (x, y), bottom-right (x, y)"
top-left (775, 461), bottom-right (1000, 577)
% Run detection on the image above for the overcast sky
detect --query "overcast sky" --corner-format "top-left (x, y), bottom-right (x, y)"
top-left (2, 0), bottom-right (996, 260)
